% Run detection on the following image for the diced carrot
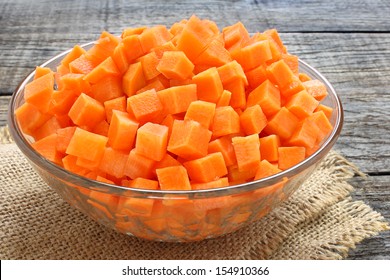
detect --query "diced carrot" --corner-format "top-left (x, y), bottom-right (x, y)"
top-left (34, 66), bottom-right (53, 80)
top-left (302, 79), bottom-right (328, 101)
top-left (191, 178), bottom-right (229, 190)
top-left (192, 67), bottom-right (223, 103)
top-left (156, 51), bottom-right (194, 80)
top-left (139, 25), bottom-right (172, 54)
top-left (232, 134), bottom-right (261, 172)
top-left (184, 100), bottom-right (216, 129)
top-left (68, 93), bottom-right (105, 129)
top-left (88, 190), bottom-right (119, 214)
top-left (123, 149), bottom-right (156, 179)
top-left (76, 156), bottom-right (101, 171)
top-left (15, 102), bottom-right (51, 135)
top-left (104, 96), bottom-right (127, 123)
top-left (135, 122), bottom-right (168, 161)
top-left (216, 90), bottom-right (232, 107)
top-left (83, 56), bottom-right (120, 84)
top-left (127, 89), bottom-right (163, 124)
top-left (99, 147), bottom-right (128, 179)
top-left (193, 34), bottom-right (232, 66)
top-left (128, 177), bottom-right (159, 190)
top-left (107, 110), bottom-right (139, 152)
top-left (157, 84), bottom-right (197, 115)
top-left (307, 111), bottom-right (333, 143)
top-left (62, 154), bottom-right (89, 176)
top-left (24, 72), bottom-right (54, 113)
top-left (55, 64), bottom-right (70, 90)
top-left (282, 53), bottom-right (299, 75)
top-left (222, 21), bottom-right (250, 50)
top-left (314, 104), bottom-right (333, 120)
top-left (168, 119), bottom-right (212, 160)
top-left (217, 60), bottom-right (248, 86)
top-left (264, 29), bottom-right (287, 54)
top-left (227, 164), bottom-right (257, 184)
top-left (184, 152), bottom-right (227, 183)
top-left (266, 59), bottom-right (295, 91)
top-left (280, 75), bottom-right (306, 98)
top-left (122, 62), bottom-right (146, 96)
top-left (122, 35), bottom-right (145, 62)
top-left (211, 106), bottom-right (240, 138)
top-left (287, 118), bottom-right (320, 149)
top-left (231, 39), bottom-right (272, 71)
top-left (56, 126), bottom-right (77, 154)
top-left (245, 64), bottom-right (268, 90)
top-left (86, 31), bottom-right (120, 65)
top-left (112, 43), bottom-right (130, 74)
top-left (61, 45), bottom-right (87, 68)
top-left (246, 79), bottom-right (281, 117)
top-left (92, 120), bottom-right (110, 137)
top-left (60, 73), bottom-right (92, 96)
top-left (51, 89), bottom-right (78, 115)
top-left (160, 114), bottom-right (180, 138)
top-left (239, 105), bottom-right (267, 135)
top-left (208, 135), bottom-right (237, 166)
top-left (156, 166), bottom-right (191, 190)
top-left (278, 146), bottom-right (306, 170)
top-left (264, 107), bottom-right (299, 140)
top-left (69, 54), bottom-right (97, 75)
top-left (169, 78), bottom-right (192, 87)
top-left (91, 75), bottom-right (123, 104)
top-left (224, 78), bottom-right (246, 109)
top-left (152, 41), bottom-right (177, 59)
top-left (285, 90), bottom-right (320, 119)
top-left (33, 116), bottom-right (62, 141)
top-left (137, 51), bottom-right (161, 81)
top-left (122, 26), bottom-right (147, 38)
top-left (259, 134), bottom-right (280, 162)
top-left (298, 73), bottom-right (312, 82)
top-left (136, 75), bottom-right (167, 93)
top-left (153, 153), bottom-right (182, 173)
top-left (31, 133), bottom-right (63, 164)
top-left (117, 196), bottom-right (154, 217)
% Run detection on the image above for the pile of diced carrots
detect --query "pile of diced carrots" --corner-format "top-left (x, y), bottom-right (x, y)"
top-left (16, 15), bottom-right (333, 192)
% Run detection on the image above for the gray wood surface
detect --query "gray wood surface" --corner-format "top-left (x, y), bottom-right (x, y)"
top-left (0, 0), bottom-right (389, 260)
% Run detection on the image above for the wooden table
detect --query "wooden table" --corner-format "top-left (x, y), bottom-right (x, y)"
top-left (0, 0), bottom-right (388, 259)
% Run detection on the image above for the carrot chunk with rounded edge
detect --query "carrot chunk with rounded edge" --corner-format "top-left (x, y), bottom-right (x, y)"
top-left (107, 110), bottom-right (139, 152)
top-left (127, 89), bottom-right (163, 124)
top-left (191, 178), bottom-right (229, 190)
top-left (239, 105), bottom-right (267, 135)
top-left (157, 84), bottom-right (197, 115)
top-left (264, 107), bottom-right (299, 140)
top-left (128, 178), bottom-right (159, 190)
top-left (24, 72), bottom-right (54, 113)
top-left (245, 64), bottom-right (268, 90)
top-left (68, 93), bottom-right (105, 129)
top-left (135, 122), bottom-right (168, 161)
top-left (66, 127), bottom-right (108, 162)
top-left (91, 75), bottom-right (123, 104)
top-left (211, 106), bottom-right (240, 138)
top-left (56, 126), bottom-right (77, 154)
top-left (15, 103), bottom-right (51, 135)
top-left (184, 100), bottom-right (216, 129)
top-left (156, 51), bottom-right (194, 80)
top-left (232, 134), bottom-right (261, 172)
top-left (122, 62), bottom-right (146, 96)
top-left (217, 60), bottom-right (248, 86)
top-left (303, 79), bottom-right (328, 101)
top-left (287, 118), bottom-right (320, 149)
top-left (264, 29), bottom-right (287, 54)
top-left (168, 119), bottom-right (212, 160)
top-left (314, 104), bottom-right (333, 120)
top-left (124, 149), bottom-right (156, 180)
top-left (156, 166), bottom-right (191, 190)
top-left (278, 146), bottom-right (306, 170)
top-left (259, 134), bottom-right (280, 162)
top-left (61, 45), bottom-right (86, 68)
top-left (99, 147), bottom-right (128, 179)
top-left (192, 67), bottom-right (223, 103)
top-left (122, 35), bottom-right (145, 62)
top-left (208, 135), bottom-right (237, 166)
top-left (254, 159), bottom-right (282, 180)
top-left (216, 90), bottom-right (232, 107)
top-left (104, 96), bottom-right (127, 123)
top-left (184, 152), bottom-right (227, 183)
top-left (285, 90), bottom-right (319, 119)
top-left (69, 55), bottom-right (97, 75)
top-left (224, 78), bottom-right (246, 109)
top-left (231, 40), bottom-right (272, 71)
top-left (247, 79), bottom-right (281, 117)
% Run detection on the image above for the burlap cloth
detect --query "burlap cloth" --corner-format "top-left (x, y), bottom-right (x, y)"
top-left (0, 125), bottom-right (388, 259)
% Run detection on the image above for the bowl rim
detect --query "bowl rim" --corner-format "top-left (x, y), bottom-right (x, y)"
top-left (7, 42), bottom-right (344, 198)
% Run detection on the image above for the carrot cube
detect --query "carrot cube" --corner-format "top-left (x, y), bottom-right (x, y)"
top-left (107, 110), bottom-right (139, 152)
top-left (157, 84), bottom-right (197, 115)
top-left (286, 90), bottom-right (319, 119)
top-left (104, 96), bottom-right (127, 123)
top-left (314, 104), bottom-right (333, 120)
top-left (194, 35), bottom-right (232, 67)
top-left (99, 147), bottom-right (128, 179)
top-left (239, 105), bottom-right (267, 135)
top-left (60, 45), bottom-right (86, 68)
top-left (303, 79), bottom-right (328, 101)
top-left (231, 39), bottom-right (272, 71)
top-left (224, 78), bottom-right (246, 109)
top-left (254, 159), bottom-right (282, 180)
top-left (287, 118), bottom-right (320, 149)
top-left (31, 133), bottom-right (63, 165)
top-left (24, 72), bottom-right (54, 113)
top-left (211, 106), bottom-right (240, 138)
top-left (139, 25), bottom-right (172, 54)
top-left (216, 90), bottom-right (232, 107)
top-left (123, 149), bottom-right (156, 179)
top-left (217, 60), bottom-right (248, 86)
top-left (308, 111), bottom-right (334, 143)
top-left (184, 152), bottom-right (227, 183)
top-left (128, 178), bottom-right (159, 190)
top-left (247, 79), bottom-right (281, 117)
top-left (184, 100), bottom-right (216, 129)
top-left (259, 134), bottom-right (280, 162)
top-left (69, 54), bottom-right (97, 75)
top-left (68, 93), bottom-right (105, 129)
top-left (122, 62), bottom-right (146, 96)
top-left (91, 75), bottom-right (123, 104)
top-left (156, 166), bottom-right (191, 190)
top-left (266, 59), bottom-right (295, 90)
top-left (15, 102), bottom-right (51, 135)
top-left (192, 67), bottom-right (223, 103)
top-left (83, 56), bottom-right (120, 84)
top-left (264, 107), bottom-right (299, 140)
top-left (56, 126), bottom-right (77, 154)
top-left (278, 146), bottom-right (306, 170)
top-left (208, 135), bottom-right (237, 166)
top-left (232, 134), bottom-right (261, 172)
top-left (127, 89), bottom-right (163, 123)
top-left (135, 122), bottom-right (169, 161)
top-left (156, 51), bottom-right (194, 80)
top-left (245, 64), bottom-right (268, 90)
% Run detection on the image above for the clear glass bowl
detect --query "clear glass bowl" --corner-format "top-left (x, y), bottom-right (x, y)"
top-left (8, 44), bottom-right (343, 242)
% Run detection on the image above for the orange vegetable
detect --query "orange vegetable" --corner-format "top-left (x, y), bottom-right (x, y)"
top-left (104, 96), bottom-right (127, 123)
top-left (122, 62), bottom-right (146, 96)
top-left (99, 147), bottom-right (128, 179)
top-left (69, 54), bottom-right (97, 75)
top-left (61, 45), bottom-right (86, 68)
top-left (135, 122), bottom-right (169, 161)
top-left (184, 152), bottom-right (227, 183)
top-left (156, 51), bottom-right (194, 80)
top-left (303, 79), bottom-right (328, 101)
top-left (264, 107), bottom-right (299, 140)
top-left (232, 134), bottom-right (261, 172)
top-left (123, 149), bottom-right (156, 180)
top-left (254, 159), bottom-right (282, 180)
top-left (259, 134), bottom-right (280, 163)
top-left (239, 105), bottom-right (267, 135)
top-left (128, 178), bottom-right (159, 190)
top-left (192, 67), bottom-right (223, 103)
top-left (56, 126), bottom-right (77, 154)
top-left (68, 93), bottom-right (105, 129)
top-left (127, 89), bottom-right (163, 124)
top-left (285, 90), bottom-right (319, 119)
top-left (24, 72), bottom-right (54, 113)
top-left (15, 102), bottom-right (51, 135)
top-left (157, 84), bottom-right (197, 115)
top-left (31, 133), bottom-right (63, 165)
top-left (216, 90), bottom-right (232, 107)
top-left (107, 110), bottom-right (139, 152)
top-left (208, 135), bottom-right (237, 167)
top-left (156, 166), bottom-right (191, 190)
top-left (184, 100), bottom-right (216, 129)
top-left (278, 146), bottom-right (306, 170)
top-left (91, 75), bottom-right (123, 104)
top-left (211, 106), bottom-right (240, 138)
top-left (246, 79), bottom-right (281, 117)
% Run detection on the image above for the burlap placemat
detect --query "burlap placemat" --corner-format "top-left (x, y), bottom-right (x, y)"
top-left (0, 126), bottom-right (388, 259)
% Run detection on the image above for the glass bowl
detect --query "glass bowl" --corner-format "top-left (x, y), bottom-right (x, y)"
top-left (7, 43), bottom-right (343, 242)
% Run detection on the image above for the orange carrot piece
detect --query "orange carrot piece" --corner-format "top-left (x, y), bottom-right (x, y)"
top-left (298, 73), bottom-right (311, 82)
top-left (239, 105), bottom-right (267, 135)
top-left (128, 178), bottom-right (159, 190)
top-left (135, 122), bottom-right (169, 161)
top-left (33, 116), bottom-right (62, 141)
top-left (60, 73), bottom-right (92, 95)
top-left (167, 119), bottom-right (212, 160)
top-left (112, 43), bottom-right (130, 74)
top-left (15, 102), bottom-right (51, 135)
top-left (91, 75), bottom-right (123, 104)
top-left (278, 146), bottom-right (306, 170)
top-left (68, 93), bottom-right (105, 129)
top-left (122, 62), bottom-right (146, 96)
top-left (55, 64), bottom-right (70, 90)
top-left (227, 164), bottom-right (257, 184)
top-left (302, 79), bottom-right (328, 101)
top-left (287, 118), bottom-right (320, 149)
top-left (208, 135), bottom-right (237, 166)
top-left (51, 90), bottom-right (78, 116)
top-left (83, 56), bottom-right (120, 84)
top-left (285, 90), bottom-right (320, 119)
top-left (24, 72), bottom-right (54, 113)
top-left (259, 134), bottom-right (280, 162)
top-left (314, 104), bottom-right (333, 120)
top-left (254, 159), bottom-right (282, 180)
top-left (184, 152), bottom-right (227, 183)
top-left (136, 75), bottom-right (167, 94)
top-left (280, 75), bottom-right (306, 98)
top-left (127, 89), bottom-right (163, 124)
top-left (217, 60), bottom-right (248, 86)
top-left (231, 39), bottom-right (272, 71)
top-left (66, 127), bottom-right (108, 162)
top-left (56, 126), bottom-right (77, 154)
top-left (92, 120), bottom-right (110, 137)
top-left (31, 133), bottom-right (63, 164)
top-left (184, 100), bottom-right (216, 129)
top-left (122, 35), bottom-right (145, 62)
top-left (69, 54), bottom-right (97, 75)
top-left (76, 156), bottom-right (101, 171)
top-left (157, 84), bottom-right (197, 115)
top-left (153, 153), bottom-right (181, 173)
top-left (307, 111), bottom-right (333, 143)
top-left (211, 106), bottom-right (240, 138)
top-left (62, 154), bottom-right (89, 176)
top-left (232, 134), bottom-right (261, 172)
top-left (152, 41), bottom-right (178, 59)
top-left (192, 67), bottom-right (223, 103)
top-left (222, 21), bottom-right (250, 50)
top-left (107, 110), bottom-right (139, 152)
top-left (137, 51), bottom-right (160, 81)
top-left (224, 78), bottom-right (246, 109)
top-left (193, 35), bottom-right (232, 66)
top-left (160, 114), bottom-right (180, 138)
top-left (104, 96), bottom-right (127, 123)
top-left (191, 178), bottom-right (229, 190)
top-left (123, 149), bottom-right (156, 180)
top-left (216, 90), bottom-right (232, 107)
top-left (247, 79), bottom-right (281, 117)
top-left (169, 78), bottom-right (192, 87)
top-left (139, 25), bottom-right (172, 54)
top-left (264, 107), bottom-right (299, 140)
top-left (245, 64), bottom-right (268, 90)
top-left (282, 53), bottom-right (299, 75)
top-left (156, 51), bottom-right (194, 80)
top-left (266, 59), bottom-right (295, 91)
top-left (156, 166), bottom-right (191, 190)
top-left (99, 147), bottom-right (128, 179)
top-left (121, 26), bottom-right (147, 38)
top-left (34, 66), bottom-right (53, 80)
top-left (61, 45), bottom-right (87, 68)
top-left (264, 29), bottom-right (287, 54)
